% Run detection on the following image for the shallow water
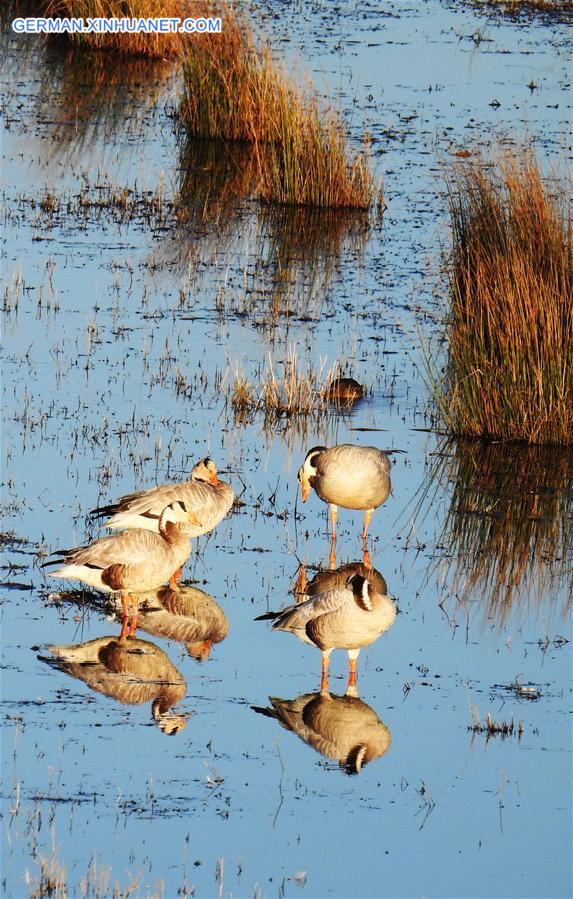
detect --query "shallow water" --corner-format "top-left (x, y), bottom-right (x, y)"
top-left (1, 2), bottom-right (572, 897)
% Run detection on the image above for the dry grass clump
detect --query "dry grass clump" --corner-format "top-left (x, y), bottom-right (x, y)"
top-left (468, 710), bottom-right (523, 740)
top-left (229, 350), bottom-right (327, 417)
top-left (258, 100), bottom-right (375, 209)
top-left (472, 0), bottom-right (573, 14)
top-left (227, 351), bottom-right (357, 419)
top-left (435, 151), bottom-right (572, 444)
top-left (180, 3), bottom-right (377, 208)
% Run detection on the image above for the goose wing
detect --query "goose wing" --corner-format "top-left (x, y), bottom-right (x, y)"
top-left (58, 529), bottom-right (167, 570)
top-left (271, 587), bottom-right (352, 632)
top-left (92, 480), bottom-right (233, 523)
top-left (90, 480), bottom-right (188, 522)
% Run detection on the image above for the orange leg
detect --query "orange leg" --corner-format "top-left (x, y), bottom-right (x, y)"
top-left (361, 509), bottom-right (373, 543)
top-left (329, 505), bottom-right (338, 541)
top-left (120, 593), bottom-right (129, 640)
top-left (329, 505), bottom-right (338, 569)
top-left (128, 593), bottom-right (139, 637)
top-left (329, 543), bottom-right (337, 570)
top-left (120, 593), bottom-right (139, 638)
top-left (320, 652), bottom-right (331, 692)
top-left (294, 564), bottom-right (308, 596)
top-left (348, 658), bottom-right (357, 688)
top-left (347, 650), bottom-right (360, 692)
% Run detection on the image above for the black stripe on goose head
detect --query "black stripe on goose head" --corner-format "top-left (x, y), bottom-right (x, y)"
top-left (304, 446), bottom-right (328, 468)
top-left (347, 573), bottom-right (372, 611)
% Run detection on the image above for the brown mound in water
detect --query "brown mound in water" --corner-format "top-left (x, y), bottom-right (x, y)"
top-left (325, 377), bottom-right (365, 402)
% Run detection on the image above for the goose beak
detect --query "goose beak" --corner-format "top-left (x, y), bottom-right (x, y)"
top-left (301, 483), bottom-right (310, 502)
top-left (208, 470), bottom-right (220, 485)
top-left (188, 510), bottom-right (202, 527)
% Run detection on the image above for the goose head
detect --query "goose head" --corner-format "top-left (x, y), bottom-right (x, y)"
top-left (159, 500), bottom-right (202, 534)
top-left (297, 446), bottom-right (327, 502)
top-left (192, 457), bottom-right (220, 486)
top-left (151, 698), bottom-right (187, 735)
top-left (347, 572), bottom-right (373, 611)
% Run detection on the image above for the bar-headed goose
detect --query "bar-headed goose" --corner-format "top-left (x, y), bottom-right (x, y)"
top-left (257, 572), bottom-right (396, 691)
top-left (297, 444), bottom-right (391, 553)
top-left (45, 501), bottom-right (201, 637)
top-left (90, 457), bottom-right (234, 537)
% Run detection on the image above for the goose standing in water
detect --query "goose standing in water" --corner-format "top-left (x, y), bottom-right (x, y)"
top-left (90, 457), bottom-right (234, 537)
top-left (257, 572), bottom-right (396, 692)
top-left (297, 444), bottom-right (391, 564)
top-left (45, 501), bottom-right (202, 638)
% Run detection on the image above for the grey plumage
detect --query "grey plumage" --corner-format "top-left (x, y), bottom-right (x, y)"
top-left (91, 457), bottom-right (234, 537)
top-left (257, 572), bottom-right (396, 689)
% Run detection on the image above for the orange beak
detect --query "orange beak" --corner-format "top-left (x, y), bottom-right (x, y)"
top-left (208, 470), bottom-right (220, 485)
top-left (300, 483), bottom-right (310, 502)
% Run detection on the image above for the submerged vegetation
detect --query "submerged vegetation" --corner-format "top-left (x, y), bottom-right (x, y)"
top-left (433, 151), bottom-right (572, 444)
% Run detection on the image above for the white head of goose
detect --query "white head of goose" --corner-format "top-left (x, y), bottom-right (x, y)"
top-left (257, 572), bottom-right (396, 692)
top-left (45, 501), bottom-right (202, 638)
top-left (297, 444), bottom-right (392, 556)
top-left (90, 457), bottom-right (234, 541)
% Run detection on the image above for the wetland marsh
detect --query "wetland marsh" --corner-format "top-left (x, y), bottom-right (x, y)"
top-left (1, 2), bottom-right (572, 897)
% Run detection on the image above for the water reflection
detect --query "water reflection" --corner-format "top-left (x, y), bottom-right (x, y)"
top-left (177, 136), bottom-right (256, 234)
top-left (44, 583), bottom-right (229, 660)
top-left (259, 560), bottom-right (396, 691)
top-left (39, 636), bottom-right (187, 734)
top-left (297, 559), bottom-right (388, 598)
top-left (174, 138), bottom-right (371, 325)
top-left (35, 43), bottom-right (173, 166)
top-left (414, 439), bottom-right (573, 624)
top-left (253, 690), bottom-right (391, 774)
top-left (135, 584), bottom-right (229, 661)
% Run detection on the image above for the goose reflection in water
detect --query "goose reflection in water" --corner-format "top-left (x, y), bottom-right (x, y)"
top-left (253, 690), bottom-right (391, 774)
top-left (39, 636), bottom-right (187, 734)
top-left (133, 584), bottom-right (228, 661)
top-left (295, 559), bottom-right (388, 599)
top-left (257, 561), bottom-right (396, 692)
